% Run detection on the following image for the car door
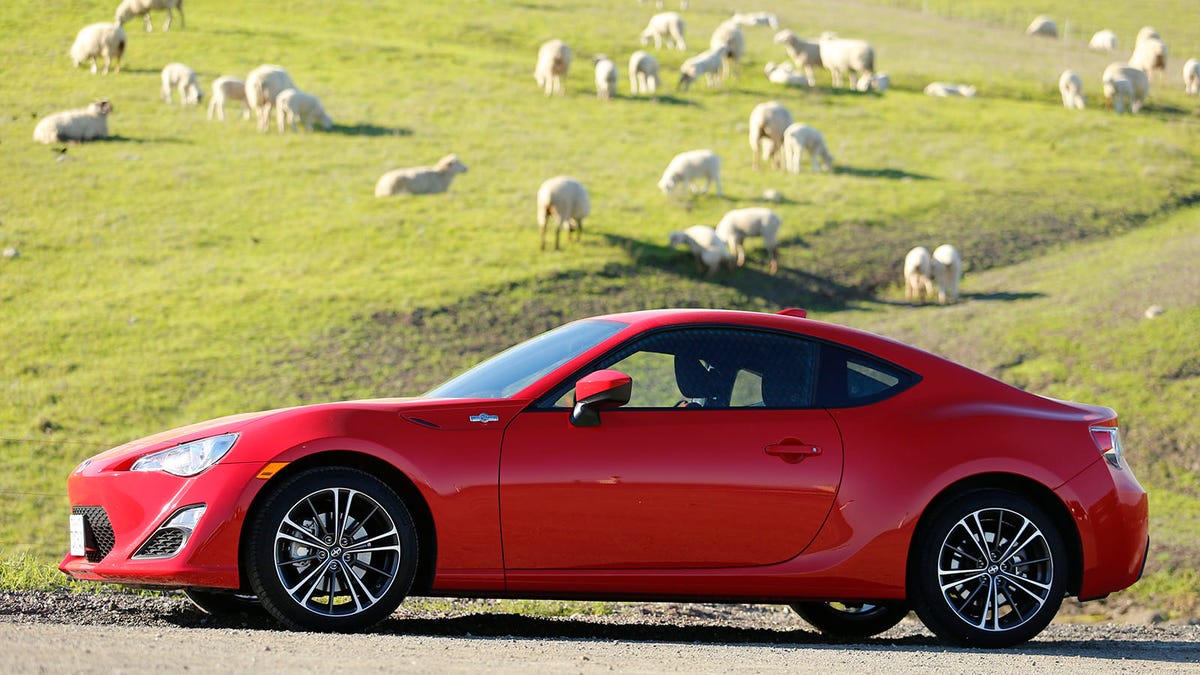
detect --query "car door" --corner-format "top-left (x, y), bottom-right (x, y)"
top-left (498, 326), bottom-right (845, 570)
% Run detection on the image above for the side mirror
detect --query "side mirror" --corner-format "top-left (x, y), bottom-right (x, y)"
top-left (570, 369), bottom-right (632, 427)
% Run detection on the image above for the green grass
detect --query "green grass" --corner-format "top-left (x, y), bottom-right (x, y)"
top-left (1, 0), bottom-right (1198, 613)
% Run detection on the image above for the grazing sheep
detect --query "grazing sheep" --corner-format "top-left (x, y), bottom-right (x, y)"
top-left (714, 207), bottom-right (782, 274)
top-left (1025, 15), bottom-right (1057, 38)
top-left (114, 0), bottom-right (184, 32)
top-left (1102, 62), bottom-right (1149, 113)
top-left (375, 154), bottom-right (468, 197)
top-left (748, 101), bottom-right (793, 170)
top-left (68, 22), bottom-right (126, 75)
top-left (1129, 35), bottom-right (1168, 83)
top-left (1185, 58), bottom-right (1200, 95)
top-left (1136, 26), bottom-right (1161, 44)
top-left (534, 39), bottom-right (572, 95)
top-left (1089, 29), bottom-right (1118, 52)
top-left (658, 149), bottom-right (722, 196)
top-left (207, 76), bottom-right (249, 121)
top-left (536, 176), bottom-right (590, 251)
top-left (593, 55), bottom-right (617, 100)
top-left (763, 61), bottom-right (811, 87)
top-left (33, 99), bottom-right (112, 144)
top-left (677, 46), bottom-right (727, 90)
top-left (731, 12), bottom-right (779, 30)
top-left (773, 30), bottom-right (820, 86)
top-left (709, 20), bottom-right (745, 80)
top-left (161, 62), bottom-right (201, 105)
top-left (857, 71), bottom-right (889, 92)
top-left (245, 64), bottom-right (296, 132)
top-left (903, 246), bottom-right (935, 304)
top-left (924, 82), bottom-right (977, 97)
top-left (640, 12), bottom-right (686, 51)
top-left (668, 226), bottom-right (732, 277)
top-left (818, 33), bottom-right (876, 89)
top-left (781, 123), bottom-right (833, 173)
top-left (275, 88), bottom-right (332, 132)
top-left (628, 51), bottom-right (660, 95)
top-left (932, 244), bottom-right (962, 304)
top-left (1059, 70), bottom-right (1085, 110)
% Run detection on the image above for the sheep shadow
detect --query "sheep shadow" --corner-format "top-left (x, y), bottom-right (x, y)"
top-left (328, 123), bottom-right (413, 137)
top-left (617, 94), bottom-right (700, 107)
top-left (963, 291), bottom-right (1045, 302)
top-left (833, 165), bottom-right (934, 181)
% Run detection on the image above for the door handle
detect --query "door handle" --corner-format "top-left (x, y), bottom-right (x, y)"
top-left (765, 442), bottom-right (822, 462)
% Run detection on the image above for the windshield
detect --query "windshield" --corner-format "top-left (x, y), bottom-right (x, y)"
top-left (423, 319), bottom-right (628, 399)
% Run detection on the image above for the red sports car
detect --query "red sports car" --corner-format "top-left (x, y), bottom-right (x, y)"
top-left (61, 308), bottom-right (1148, 646)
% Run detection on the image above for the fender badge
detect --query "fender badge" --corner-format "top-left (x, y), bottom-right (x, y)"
top-left (469, 413), bottom-right (500, 424)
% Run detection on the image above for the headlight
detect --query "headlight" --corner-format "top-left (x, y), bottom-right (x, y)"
top-left (131, 433), bottom-right (238, 476)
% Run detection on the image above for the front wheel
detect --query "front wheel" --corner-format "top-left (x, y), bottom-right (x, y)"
top-left (911, 489), bottom-right (1068, 647)
top-left (245, 467), bottom-right (419, 631)
top-left (790, 601), bottom-right (909, 639)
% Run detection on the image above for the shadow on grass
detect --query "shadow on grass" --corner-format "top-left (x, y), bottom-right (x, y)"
top-left (328, 123), bottom-right (413, 137)
top-left (833, 165), bottom-right (934, 181)
top-left (615, 94), bottom-right (701, 107)
top-left (964, 291), bottom-right (1045, 302)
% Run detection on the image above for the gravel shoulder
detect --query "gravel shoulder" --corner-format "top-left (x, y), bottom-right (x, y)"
top-left (3, 591), bottom-right (1198, 673)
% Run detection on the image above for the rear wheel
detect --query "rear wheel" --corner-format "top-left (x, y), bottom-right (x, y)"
top-left (912, 489), bottom-right (1067, 647)
top-left (790, 601), bottom-right (909, 639)
top-left (245, 467), bottom-right (418, 631)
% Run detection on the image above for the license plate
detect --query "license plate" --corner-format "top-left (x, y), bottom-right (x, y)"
top-left (69, 514), bottom-right (86, 557)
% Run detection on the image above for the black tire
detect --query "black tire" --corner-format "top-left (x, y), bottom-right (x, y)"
top-left (245, 467), bottom-right (419, 631)
top-left (911, 489), bottom-right (1067, 647)
top-left (790, 601), bottom-right (909, 639)
top-left (183, 588), bottom-right (266, 617)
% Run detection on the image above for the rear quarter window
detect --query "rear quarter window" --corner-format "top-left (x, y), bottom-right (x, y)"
top-left (817, 344), bottom-right (917, 408)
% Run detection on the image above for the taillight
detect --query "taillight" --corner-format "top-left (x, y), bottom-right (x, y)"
top-left (1090, 426), bottom-right (1124, 469)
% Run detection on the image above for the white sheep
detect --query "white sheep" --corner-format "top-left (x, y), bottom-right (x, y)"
top-left (245, 64), bottom-right (296, 132)
top-left (773, 30), bottom-right (820, 86)
top-left (536, 176), bottom-right (590, 251)
top-left (658, 149), bottom-right (722, 196)
top-left (763, 61), bottom-right (811, 87)
top-left (668, 225), bottom-right (732, 277)
top-left (33, 99), bottom-right (112, 144)
top-left (709, 20), bottom-right (745, 80)
top-left (1059, 70), bottom-right (1085, 110)
top-left (375, 154), bottom-right (468, 197)
top-left (818, 34), bottom-right (875, 89)
top-left (114, 0), bottom-right (184, 32)
top-left (1185, 58), bottom-right (1200, 95)
top-left (1089, 29), bottom-right (1118, 52)
top-left (207, 76), bottom-right (249, 121)
top-left (781, 123), bottom-right (833, 173)
top-left (275, 88), bottom-right (332, 132)
top-left (1136, 26), bottom-right (1161, 44)
top-left (1102, 62), bottom-right (1149, 113)
top-left (932, 244), bottom-right (962, 304)
top-left (68, 22), bottom-right (126, 75)
top-left (715, 207), bottom-right (782, 274)
top-left (748, 101), bottom-right (793, 170)
top-left (731, 12), bottom-right (779, 30)
top-left (161, 62), bottom-right (201, 105)
top-left (1129, 35), bottom-right (1168, 83)
top-left (677, 46), bottom-right (727, 90)
top-left (924, 82), bottom-right (977, 97)
top-left (640, 12), bottom-right (686, 51)
top-left (857, 71), bottom-right (889, 92)
top-left (1025, 15), bottom-right (1057, 38)
top-left (628, 51), bottom-right (660, 95)
top-left (534, 39), bottom-right (572, 96)
top-left (593, 55), bottom-right (617, 100)
top-left (903, 246), bottom-right (935, 304)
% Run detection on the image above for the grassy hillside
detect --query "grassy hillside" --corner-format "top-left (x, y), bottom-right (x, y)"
top-left (1, 0), bottom-right (1197, 613)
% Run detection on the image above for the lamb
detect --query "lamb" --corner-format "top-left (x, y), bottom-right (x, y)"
top-left (629, 51), bottom-right (660, 95)
top-left (709, 20), bottom-right (745, 80)
top-left (932, 244), bottom-right (962, 304)
top-left (924, 82), bottom-right (977, 97)
top-left (640, 12), bottom-right (686, 51)
top-left (668, 226), bottom-right (732, 277)
top-left (1089, 29), bottom-right (1118, 52)
top-left (534, 39), bottom-right (571, 95)
top-left (773, 30), bottom-right (820, 86)
top-left (275, 88), bottom-right (332, 132)
top-left (114, 0), bottom-right (184, 32)
top-left (903, 246), bottom-right (935, 304)
top-left (161, 62), bottom-right (201, 105)
top-left (781, 123), bottom-right (833, 173)
top-left (593, 55), bottom-right (617, 100)
top-left (748, 101), bottom-right (793, 170)
top-left (207, 76), bottom-right (249, 121)
top-left (731, 12), bottom-right (779, 30)
top-left (374, 154), bottom-right (468, 197)
top-left (33, 99), bottom-right (113, 144)
top-left (818, 33), bottom-right (875, 89)
top-left (714, 207), bottom-right (782, 274)
top-left (68, 22), bottom-right (126, 75)
top-left (1102, 62), bottom-right (1149, 113)
top-left (1025, 15), bottom-right (1057, 38)
top-left (763, 61), bottom-right (810, 87)
top-left (245, 64), bottom-right (296, 132)
top-left (677, 46), bottom-right (727, 90)
top-left (1129, 35), bottom-right (1168, 83)
top-left (1059, 70), bottom-right (1085, 110)
top-left (658, 149), bottom-right (722, 196)
top-left (536, 176), bottom-right (590, 251)
top-left (1185, 58), bottom-right (1200, 95)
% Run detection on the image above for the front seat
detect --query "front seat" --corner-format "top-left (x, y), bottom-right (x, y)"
top-left (673, 354), bottom-right (724, 407)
